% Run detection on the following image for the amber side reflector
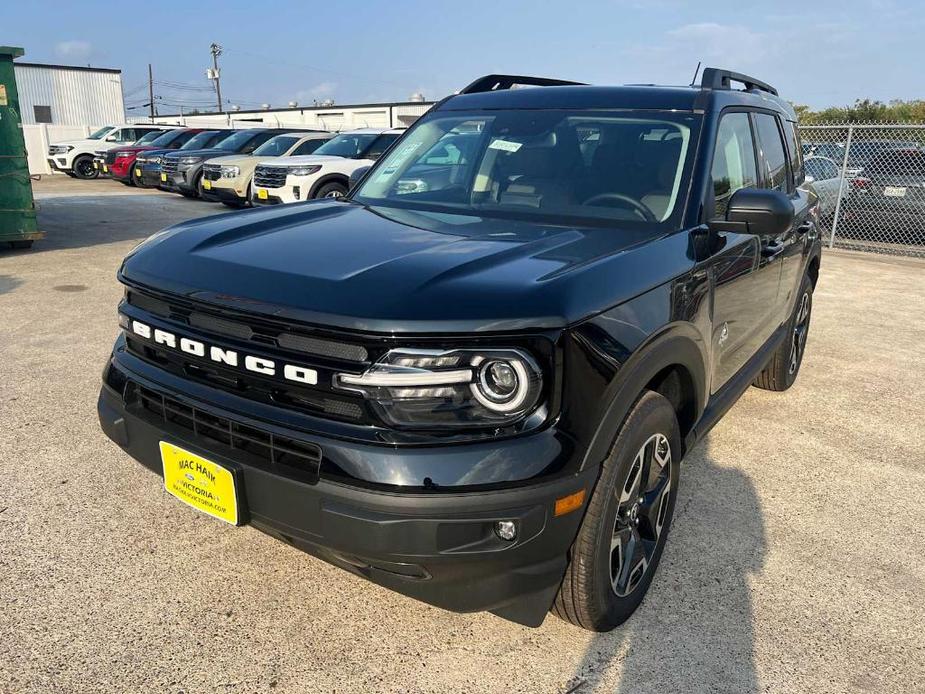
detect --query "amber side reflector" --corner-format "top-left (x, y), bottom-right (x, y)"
top-left (554, 489), bottom-right (586, 517)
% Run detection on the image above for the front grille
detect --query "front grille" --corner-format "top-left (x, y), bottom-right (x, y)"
top-left (161, 157), bottom-right (180, 175)
top-left (202, 164), bottom-right (222, 182)
top-left (122, 287), bottom-right (370, 424)
top-left (130, 382), bottom-right (323, 484)
top-left (105, 150), bottom-right (119, 165)
top-left (125, 288), bottom-right (368, 362)
top-left (254, 165), bottom-right (287, 189)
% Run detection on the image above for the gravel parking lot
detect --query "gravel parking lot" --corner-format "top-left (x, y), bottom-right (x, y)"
top-left (1, 178), bottom-right (923, 694)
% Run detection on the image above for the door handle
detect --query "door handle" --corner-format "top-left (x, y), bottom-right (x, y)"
top-left (761, 240), bottom-right (784, 259)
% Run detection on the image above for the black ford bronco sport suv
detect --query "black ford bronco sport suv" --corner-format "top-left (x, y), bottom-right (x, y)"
top-left (98, 68), bottom-right (821, 631)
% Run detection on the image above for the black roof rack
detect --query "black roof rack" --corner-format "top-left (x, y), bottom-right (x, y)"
top-left (459, 74), bottom-right (587, 95)
top-left (700, 67), bottom-right (778, 96)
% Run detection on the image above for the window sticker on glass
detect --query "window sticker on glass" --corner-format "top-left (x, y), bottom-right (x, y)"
top-left (488, 139), bottom-right (523, 153)
top-left (376, 142), bottom-right (423, 179)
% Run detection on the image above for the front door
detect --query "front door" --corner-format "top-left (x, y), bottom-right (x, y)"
top-left (708, 111), bottom-right (783, 391)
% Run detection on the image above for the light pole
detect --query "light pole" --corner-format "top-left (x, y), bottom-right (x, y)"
top-left (209, 43), bottom-right (223, 112)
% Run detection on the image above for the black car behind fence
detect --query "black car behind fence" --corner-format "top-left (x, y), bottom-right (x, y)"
top-left (799, 122), bottom-right (925, 257)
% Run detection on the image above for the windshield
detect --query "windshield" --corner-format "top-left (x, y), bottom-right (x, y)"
top-left (214, 130), bottom-right (261, 151)
top-left (87, 126), bottom-right (115, 140)
top-left (181, 131), bottom-right (225, 150)
top-left (253, 135), bottom-right (299, 156)
top-left (353, 110), bottom-right (697, 226)
top-left (148, 130), bottom-right (182, 147)
top-left (134, 130), bottom-right (164, 145)
top-left (314, 133), bottom-right (380, 158)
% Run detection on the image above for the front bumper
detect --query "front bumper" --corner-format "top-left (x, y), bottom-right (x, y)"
top-left (134, 166), bottom-right (163, 188)
top-left (201, 183), bottom-right (247, 205)
top-left (97, 355), bottom-right (595, 626)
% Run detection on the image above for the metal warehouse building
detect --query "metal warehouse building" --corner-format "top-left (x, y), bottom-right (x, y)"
top-left (144, 101), bottom-right (434, 131)
top-left (14, 61), bottom-right (125, 125)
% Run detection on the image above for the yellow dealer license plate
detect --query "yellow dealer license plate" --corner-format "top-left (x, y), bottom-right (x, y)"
top-left (160, 442), bottom-right (240, 525)
top-left (161, 172), bottom-right (168, 182)
top-left (203, 179), bottom-right (212, 190)
top-left (135, 167), bottom-right (141, 177)
top-left (93, 162), bottom-right (99, 169)
top-left (257, 188), bottom-right (268, 200)
top-left (103, 165), bottom-right (108, 173)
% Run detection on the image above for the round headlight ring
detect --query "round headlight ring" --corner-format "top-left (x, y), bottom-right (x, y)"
top-left (472, 356), bottom-right (532, 413)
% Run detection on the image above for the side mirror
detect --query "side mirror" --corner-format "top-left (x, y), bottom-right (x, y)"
top-left (721, 188), bottom-right (794, 237)
top-left (105, 134), bottom-right (118, 142)
top-left (348, 165), bottom-right (371, 191)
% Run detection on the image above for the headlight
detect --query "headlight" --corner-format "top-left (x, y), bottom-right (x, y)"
top-left (288, 164), bottom-right (322, 177)
top-left (219, 165), bottom-right (240, 178)
top-left (395, 178), bottom-right (429, 195)
top-left (178, 156), bottom-right (201, 165)
top-left (334, 348), bottom-right (543, 429)
top-left (150, 155), bottom-right (163, 164)
top-left (116, 151), bottom-right (133, 158)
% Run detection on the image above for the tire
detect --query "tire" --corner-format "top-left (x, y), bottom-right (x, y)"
top-left (753, 273), bottom-right (814, 391)
top-left (72, 156), bottom-right (98, 180)
top-left (553, 390), bottom-right (681, 632)
top-left (314, 181), bottom-right (348, 199)
top-left (180, 173), bottom-right (202, 199)
top-left (9, 240), bottom-right (34, 250)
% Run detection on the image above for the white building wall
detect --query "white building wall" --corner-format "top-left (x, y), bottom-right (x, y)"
top-left (139, 101), bottom-right (433, 131)
top-left (14, 64), bottom-right (125, 125)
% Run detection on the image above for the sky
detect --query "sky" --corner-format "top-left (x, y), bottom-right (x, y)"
top-left (3, 0), bottom-right (922, 114)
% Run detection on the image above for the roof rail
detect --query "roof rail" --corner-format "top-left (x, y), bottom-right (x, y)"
top-left (459, 74), bottom-right (587, 95)
top-left (700, 67), bottom-right (778, 96)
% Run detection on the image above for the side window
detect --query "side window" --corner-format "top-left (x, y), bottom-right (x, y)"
top-left (754, 114), bottom-right (790, 192)
top-left (118, 129), bottom-right (137, 142)
top-left (711, 112), bottom-right (758, 219)
top-left (782, 120), bottom-right (804, 186)
top-left (366, 134), bottom-right (399, 160)
top-left (292, 139), bottom-right (325, 156)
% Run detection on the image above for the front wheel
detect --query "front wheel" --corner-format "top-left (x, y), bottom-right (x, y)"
top-left (72, 156), bottom-right (97, 180)
top-left (314, 181), bottom-right (347, 199)
top-left (753, 273), bottom-right (814, 391)
top-left (553, 390), bottom-right (681, 631)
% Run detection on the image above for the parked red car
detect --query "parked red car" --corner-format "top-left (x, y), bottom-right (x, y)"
top-left (103, 128), bottom-right (207, 186)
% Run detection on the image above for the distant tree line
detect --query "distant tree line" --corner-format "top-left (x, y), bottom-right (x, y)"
top-left (793, 99), bottom-right (925, 123)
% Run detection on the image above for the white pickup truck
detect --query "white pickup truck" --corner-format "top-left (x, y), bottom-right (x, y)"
top-left (47, 124), bottom-right (169, 179)
top-left (251, 128), bottom-right (403, 204)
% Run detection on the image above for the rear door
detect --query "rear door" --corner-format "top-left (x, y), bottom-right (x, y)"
top-left (708, 111), bottom-right (783, 390)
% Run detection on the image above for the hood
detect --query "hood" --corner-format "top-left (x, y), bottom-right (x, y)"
top-left (121, 202), bottom-right (692, 333)
top-left (111, 145), bottom-right (155, 156)
top-left (203, 153), bottom-right (254, 167)
top-left (257, 154), bottom-right (346, 167)
top-left (164, 148), bottom-right (236, 160)
top-left (54, 138), bottom-right (117, 149)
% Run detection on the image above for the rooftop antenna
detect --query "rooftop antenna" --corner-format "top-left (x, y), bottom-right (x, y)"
top-left (689, 61), bottom-right (702, 87)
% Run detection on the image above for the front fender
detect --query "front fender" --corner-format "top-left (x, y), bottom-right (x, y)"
top-left (578, 322), bottom-right (709, 469)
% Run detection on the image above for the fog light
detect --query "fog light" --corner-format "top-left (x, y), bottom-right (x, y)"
top-left (494, 520), bottom-right (517, 541)
top-left (293, 185), bottom-right (301, 200)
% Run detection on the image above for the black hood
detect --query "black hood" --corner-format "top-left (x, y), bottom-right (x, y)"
top-left (164, 148), bottom-right (235, 159)
top-left (121, 202), bottom-right (692, 333)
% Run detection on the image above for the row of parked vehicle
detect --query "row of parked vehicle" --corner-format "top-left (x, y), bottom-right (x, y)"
top-left (47, 124), bottom-right (405, 206)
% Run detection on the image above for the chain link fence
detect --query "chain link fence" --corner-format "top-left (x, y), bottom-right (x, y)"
top-left (799, 123), bottom-right (925, 257)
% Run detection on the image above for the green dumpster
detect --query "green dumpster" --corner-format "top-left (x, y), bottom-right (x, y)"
top-left (0, 45), bottom-right (42, 250)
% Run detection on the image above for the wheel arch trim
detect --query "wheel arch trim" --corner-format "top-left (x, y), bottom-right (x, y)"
top-left (580, 323), bottom-right (709, 471)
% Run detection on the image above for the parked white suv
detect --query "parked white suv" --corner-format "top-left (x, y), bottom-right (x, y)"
top-left (251, 128), bottom-right (403, 204)
top-left (47, 124), bottom-right (170, 179)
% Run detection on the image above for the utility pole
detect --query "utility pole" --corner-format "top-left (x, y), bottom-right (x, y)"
top-left (148, 63), bottom-right (155, 122)
top-left (210, 43), bottom-right (223, 113)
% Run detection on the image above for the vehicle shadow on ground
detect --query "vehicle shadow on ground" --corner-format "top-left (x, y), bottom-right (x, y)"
top-left (565, 437), bottom-right (766, 693)
top-left (6, 194), bottom-right (219, 254)
top-left (0, 274), bottom-right (23, 296)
